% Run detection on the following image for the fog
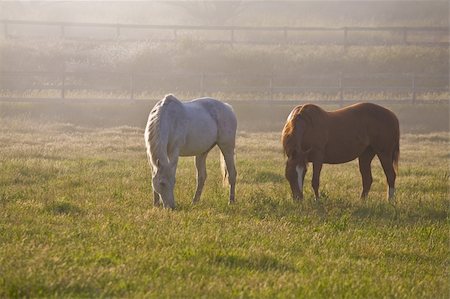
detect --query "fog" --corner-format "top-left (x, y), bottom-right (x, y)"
top-left (1, 1), bottom-right (448, 26)
top-left (0, 1), bottom-right (448, 132)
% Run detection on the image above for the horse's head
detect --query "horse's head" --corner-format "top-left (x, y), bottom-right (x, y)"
top-left (285, 147), bottom-right (311, 201)
top-left (152, 159), bottom-right (176, 209)
top-left (283, 104), bottom-right (324, 201)
top-left (282, 110), bottom-right (312, 201)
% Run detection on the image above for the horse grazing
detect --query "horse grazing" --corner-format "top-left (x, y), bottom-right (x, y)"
top-left (282, 102), bottom-right (399, 202)
top-left (145, 94), bottom-right (237, 209)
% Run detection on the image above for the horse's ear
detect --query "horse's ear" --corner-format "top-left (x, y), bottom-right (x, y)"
top-left (165, 94), bottom-right (177, 101)
top-left (156, 159), bottom-right (160, 167)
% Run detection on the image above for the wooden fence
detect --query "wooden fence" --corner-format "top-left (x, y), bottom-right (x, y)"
top-left (1, 19), bottom-right (449, 47)
top-left (0, 70), bottom-right (448, 105)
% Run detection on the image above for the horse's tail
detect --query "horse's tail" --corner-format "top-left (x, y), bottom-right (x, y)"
top-left (392, 115), bottom-right (400, 174)
top-left (220, 151), bottom-right (229, 186)
top-left (393, 139), bottom-right (400, 174)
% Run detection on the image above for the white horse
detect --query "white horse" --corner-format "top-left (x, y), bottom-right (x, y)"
top-left (144, 94), bottom-right (237, 209)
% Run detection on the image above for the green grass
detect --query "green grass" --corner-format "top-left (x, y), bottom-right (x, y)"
top-left (0, 118), bottom-right (448, 298)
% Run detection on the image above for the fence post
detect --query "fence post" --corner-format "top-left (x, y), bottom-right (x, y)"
top-left (116, 24), bottom-right (121, 39)
top-left (129, 73), bottom-right (134, 100)
top-left (3, 20), bottom-right (8, 39)
top-left (411, 73), bottom-right (416, 103)
top-left (61, 68), bottom-right (66, 100)
top-left (269, 75), bottom-right (274, 101)
top-left (339, 72), bottom-right (344, 107)
top-left (60, 24), bottom-right (65, 39)
top-left (173, 29), bottom-right (178, 41)
top-left (343, 27), bottom-right (348, 50)
top-left (403, 28), bottom-right (408, 45)
top-left (230, 29), bottom-right (235, 45)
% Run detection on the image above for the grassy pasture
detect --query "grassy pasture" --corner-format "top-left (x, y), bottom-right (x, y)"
top-left (0, 111), bottom-right (448, 297)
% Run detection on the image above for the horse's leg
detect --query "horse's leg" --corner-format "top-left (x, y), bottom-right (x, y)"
top-left (193, 151), bottom-right (208, 204)
top-left (312, 161), bottom-right (323, 201)
top-left (358, 147), bottom-right (375, 200)
top-left (377, 152), bottom-right (397, 202)
top-left (164, 148), bottom-right (180, 210)
top-left (149, 164), bottom-right (161, 207)
top-left (218, 144), bottom-right (237, 204)
top-left (153, 191), bottom-right (161, 207)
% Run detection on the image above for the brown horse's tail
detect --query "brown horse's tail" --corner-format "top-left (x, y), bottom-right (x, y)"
top-left (393, 139), bottom-right (400, 174)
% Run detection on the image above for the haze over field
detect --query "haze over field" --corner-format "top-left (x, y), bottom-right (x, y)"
top-left (1, 1), bottom-right (449, 104)
top-left (1, 1), bottom-right (448, 26)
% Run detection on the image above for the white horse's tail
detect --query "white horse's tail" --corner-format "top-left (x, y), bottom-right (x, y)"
top-left (220, 151), bottom-right (229, 187)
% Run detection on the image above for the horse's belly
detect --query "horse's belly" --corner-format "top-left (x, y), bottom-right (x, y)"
top-left (324, 139), bottom-right (367, 164)
top-left (179, 140), bottom-right (216, 156)
top-left (179, 124), bottom-right (217, 156)
top-left (324, 153), bottom-right (359, 164)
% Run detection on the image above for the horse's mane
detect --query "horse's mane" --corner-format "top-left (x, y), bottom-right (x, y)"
top-left (281, 104), bottom-right (323, 156)
top-left (281, 105), bottom-right (302, 157)
top-left (146, 94), bottom-right (180, 165)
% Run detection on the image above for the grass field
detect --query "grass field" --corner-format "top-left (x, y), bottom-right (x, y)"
top-left (0, 116), bottom-right (448, 297)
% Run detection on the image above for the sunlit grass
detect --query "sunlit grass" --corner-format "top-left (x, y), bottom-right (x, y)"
top-left (0, 118), bottom-right (448, 297)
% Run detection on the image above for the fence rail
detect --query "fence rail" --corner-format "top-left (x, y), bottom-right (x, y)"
top-left (1, 19), bottom-right (449, 46)
top-left (0, 70), bottom-right (448, 105)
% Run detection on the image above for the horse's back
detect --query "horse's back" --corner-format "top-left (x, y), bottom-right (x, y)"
top-left (331, 102), bottom-right (399, 149)
top-left (186, 97), bottom-right (237, 139)
top-left (332, 102), bottom-right (398, 129)
top-left (180, 98), bottom-right (236, 156)
top-left (339, 102), bottom-right (397, 121)
top-left (309, 103), bottom-right (398, 163)
top-left (187, 97), bottom-right (236, 121)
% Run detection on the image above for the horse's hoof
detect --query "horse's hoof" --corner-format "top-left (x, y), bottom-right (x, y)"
top-left (162, 203), bottom-right (175, 210)
top-left (313, 198), bottom-right (324, 209)
top-left (388, 197), bottom-right (396, 206)
top-left (293, 195), bottom-right (303, 201)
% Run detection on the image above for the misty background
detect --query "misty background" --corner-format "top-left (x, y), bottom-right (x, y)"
top-left (0, 1), bottom-right (448, 131)
top-left (1, 1), bottom-right (448, 26)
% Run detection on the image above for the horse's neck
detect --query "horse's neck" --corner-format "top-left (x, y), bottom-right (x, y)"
top-left (151, 99), bottom-right (184, 165)
top-left (157, 116), bottom-right (171, 159)
top-left (148, 103), bottom-right (170, 166)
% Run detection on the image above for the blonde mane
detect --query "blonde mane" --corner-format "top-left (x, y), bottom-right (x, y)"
top-left (145, 94), bottom-right (180, 165)
top-left (281, 105), bottom-right (303, 156)
top-left (281, 104), bottom-right (326, 156)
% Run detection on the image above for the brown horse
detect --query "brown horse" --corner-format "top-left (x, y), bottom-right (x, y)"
top-left (281, 102), bottom-right (399, 202)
